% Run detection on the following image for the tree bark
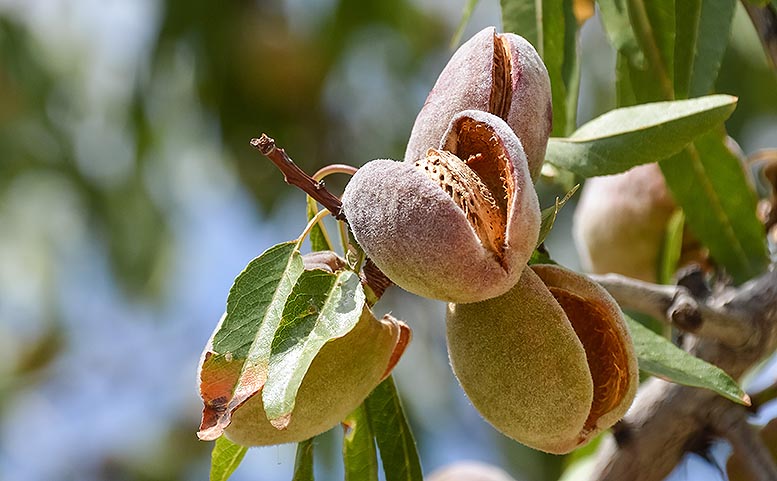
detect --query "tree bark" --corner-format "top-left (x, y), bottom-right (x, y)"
top-left (588, 268), bottom-right (777, 481)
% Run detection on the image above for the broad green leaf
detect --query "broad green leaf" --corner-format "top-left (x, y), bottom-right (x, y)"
top-left (660, 131), bottom-right (768, 283)
top-left (263, 269), bottom-right (365, 426)
top-left (306, 196), bottom-right (333, 252)
top-left (293, 438), bottom-right (315, 481)
top-left (627, 316), bottom-right (750, 405)
top-left (537, 184), bottom-right (579, 246)
top-left (450, 0), bottom-right (480, 49)
top-left (365, 376), bottom-right (423, 481)
top-left (544, 95), bottom-right (737, 177)
top-left (501, 0), bottom-right (577, 135)
top-left (210, 436), bottom-right (247, 481)
top-left (343, 404), bottom-right (379, 481)
top-left (674, 0), bottom-right (736, 99)
top-left (658, 209), bottom-right (684, 285)
top-left (198, 241), bottom-right (304, 440)
top-left (597, 0), bottom-right (646, 67)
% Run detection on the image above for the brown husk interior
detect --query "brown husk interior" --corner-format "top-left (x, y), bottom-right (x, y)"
top-left (548, 287), bottom-right (631, 437)
top-left (489, 34), bottom-right (513, 120)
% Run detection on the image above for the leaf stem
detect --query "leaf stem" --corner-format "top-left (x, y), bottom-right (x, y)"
top-left (313, 164), bottom-right (358, 182)
top-left (297, 209), bottom-right (331, 249)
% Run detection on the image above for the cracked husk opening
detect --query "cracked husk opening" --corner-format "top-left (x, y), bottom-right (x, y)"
top-left (414, 149), bottom-right (506, 258)
top-left (489, 33), bottom-right (513, 120)
top-left (547, 287), bottom-right (632, 437)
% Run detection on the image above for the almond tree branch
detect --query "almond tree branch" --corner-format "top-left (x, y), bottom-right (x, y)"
top-left (589, 273), bottom-right (754, 348)
top-left (712, 406), bottom-right (777, 481)
top-left (749, 379), bottom-right (777, 411)
top-left (250, 134), bottom-right (346, 220)
top-left (589, 268), bottom-right (777, 481)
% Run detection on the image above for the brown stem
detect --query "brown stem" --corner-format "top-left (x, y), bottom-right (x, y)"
top-left (250, 134), bottom-right (346, 220)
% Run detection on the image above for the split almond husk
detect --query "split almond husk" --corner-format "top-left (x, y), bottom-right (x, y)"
top-left (342, 111), bottom-right (540, 303)
top-left (447, 264), bottom-right (637, 454)
top-left (404, 26), bottom-right (552, 180)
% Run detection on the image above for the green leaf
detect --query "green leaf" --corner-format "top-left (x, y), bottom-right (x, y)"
top-left (674, 0), bottom-right (736, 99)
top-left (629, 0), bottom-right (676, 100)
top-left (306, 196), bottom-right (333, 252)
top-left (658, 209), bottom-right (684, 285)
top-left (198, 241), bottom-right (304, 440)
top-left (500, 0), bottom-right (577, 135)
top-left (293, 438), bottom-right (315, 481)
top-left (626, 316), bottom-right (750, 405)
top-left (263, 269), bottom-right (366, 426)
top-left (210, 436), bottom-right (247, 481)
top-left (537, 184), bottom-right (579, 246)
top-left (528, 248), bottom-right (557, 265)
top-left (343, 404), bottom-right (379, 481)
top-left (544, 94), bottom-right (737, 177)
top-left (450, 0), bottom-right (480, 49)
top-left (560, 0), bottom-right (581, 135)
top-left (659, 131), bottom-right (768, 283)
top-left (365, 376), bottom-right (423, 481)
top-left (598, 0), bottom-right (646, 67)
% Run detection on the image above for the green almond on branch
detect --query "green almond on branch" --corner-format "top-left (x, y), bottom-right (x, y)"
top-left (447, 264), bottom-right (638, 454)
top-left (222, 303), bottom-right (410, 446)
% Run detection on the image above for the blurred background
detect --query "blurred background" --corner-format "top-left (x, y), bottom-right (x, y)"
top-left (0, 1), bottom-right (775, 480)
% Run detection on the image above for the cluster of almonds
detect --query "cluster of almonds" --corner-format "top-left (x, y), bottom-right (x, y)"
top-left (202, 26), bottom-right (639, 456)
top-left (341, 27), bottom-right (638, 454)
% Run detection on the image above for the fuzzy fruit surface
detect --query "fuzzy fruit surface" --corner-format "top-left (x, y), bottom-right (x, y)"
top-left (574, 163), bottom-right (677, 282)
top-left (404, 26), bottom-right (552, 181)
top-left (447, 264), bottom-right (637, 454)
top-left (197, 308), bottom-right (407, 446)
top-left (342, 111), bottom-right (540, 303)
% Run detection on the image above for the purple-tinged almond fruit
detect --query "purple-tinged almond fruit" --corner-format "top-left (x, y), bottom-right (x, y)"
top-left (404, 26), bottom-right (552, 181)
top-left (447, 264), bottom-right (637, 454)
top-left (342, 111), bottom-right (540, 303)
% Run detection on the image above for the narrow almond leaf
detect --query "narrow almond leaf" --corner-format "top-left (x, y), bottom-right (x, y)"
top-left (660, 131), bottom-right (768, 283)
top-left (293, 438), bottom-right (315, 481)
top-left (450, 0), bottom-right (480, 49)
top-left (365, 376), bottom-right (423, 481)
top-left (626, 316), bottom-right (750, 405)
top-left (306, 196), bottom-right (333, 253)
top-left (343, 404), bottom-right (379, 481)
top-left (544, 95), bottom-right (737, 177)
top-left (210, 436), bottom-right (247, 481)
top-left (501, 0), bottom-right (578, 135)
top-left (537, 184), bottom-right (579, 246)
top-left (658, 209), bottom-right (685, 285)
top-left (598, 0), bottom-right (645, 67)
top-left (198, 242), bottom-right (304, 440)
top-left (263, 269), bottom-right (365, 427)
top-left (614, 0), bottom-right (768, 285)
top-left (674, 0), bottom-right (736, 99)
top-left (560, 0), bottom-right (581, 135)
